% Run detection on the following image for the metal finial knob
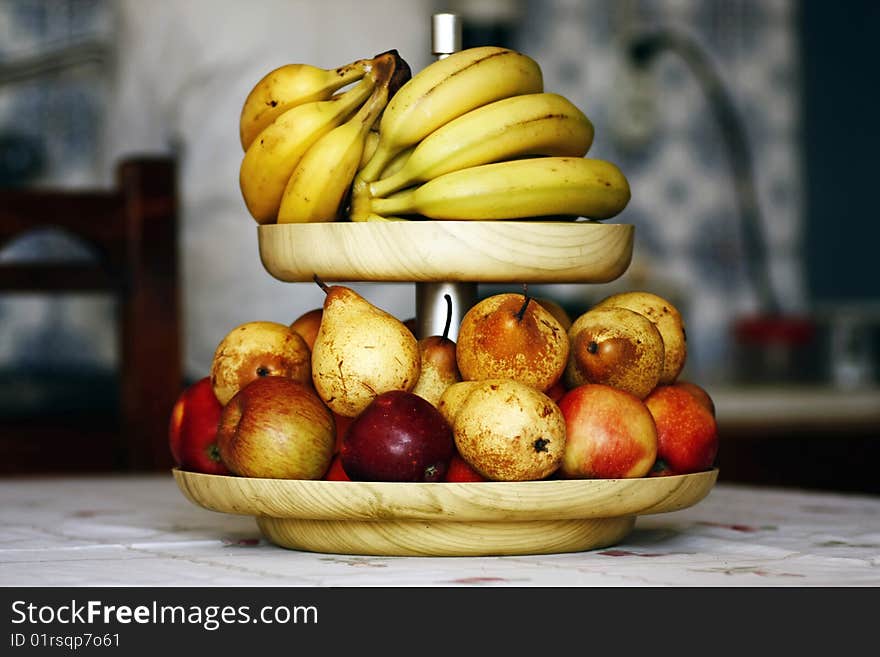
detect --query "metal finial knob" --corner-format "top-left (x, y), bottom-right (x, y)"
top-left (432, 13), bottom-right (462, 58)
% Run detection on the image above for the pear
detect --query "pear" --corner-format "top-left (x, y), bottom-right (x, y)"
top-left (452, 378), bottom-right (566, 481)
top-left (412, 294), bottom-right (462, 407)
top-left (436, 380), bottom-right (483, 427)
top-left (211, 320), bottom-right (311, 406)
top-left (536, 297), bottom-right (573, 332)
top-left (593, 291), bottom-right (687, 384)
top-left (456, 291), bottom-right (569, 393)
top-left (311, 279), bottom-right (420, 417)
top-left (564, 306), bottom-right (664, 399)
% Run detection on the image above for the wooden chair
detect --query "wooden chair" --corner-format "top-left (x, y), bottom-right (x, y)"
top-left (0, 157), bottom-right (181, 474)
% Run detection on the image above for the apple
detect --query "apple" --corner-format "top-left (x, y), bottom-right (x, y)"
top-left (645, 384), bottom-right (718, 475)
top-left (323, 454), bottom-right (351, 481)
top-left (443, 453), bottom-right (487, 482)
top-left (341, 390), bottom-right (454, 482)
top-left (290, 307), bottom-right (322, 350)
top-left (544, 379), bottom-right (567, 403)
top-left (168, 376), bottom-right (229, 475)
top-left (671, 381), bottom-right (716, 416)
top-left (217, 376), bottom-right (335, 479)
top-left (333, 412), bottom-right (353, 453)
top-left (558, 383), bottom-right (658, 479)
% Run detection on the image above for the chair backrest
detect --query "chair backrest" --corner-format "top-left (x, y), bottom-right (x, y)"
top-left (0, 156), bottom-right (181, 472)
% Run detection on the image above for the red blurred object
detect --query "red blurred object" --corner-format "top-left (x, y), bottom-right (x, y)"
top-left (732, 314), bottom-right (822, 383)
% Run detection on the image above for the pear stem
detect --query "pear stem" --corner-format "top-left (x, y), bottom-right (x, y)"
top-left (442, 294), bottom-right (452, 340)
top-left (313, 274), bottom-right (330, 294)
top-left (515, 285), bottom-right (531, 322)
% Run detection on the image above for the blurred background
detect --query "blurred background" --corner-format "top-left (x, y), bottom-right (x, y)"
top-left (1, 0), bottom-right (878, 490)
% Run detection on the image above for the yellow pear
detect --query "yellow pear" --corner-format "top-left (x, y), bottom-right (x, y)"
top-left (593, 291), bottom-right (687, 384)
top-left (211, 320), bottom-right (311, 406)
top-left (412, 294), bottom-right (461, 407)
top-left (436, 380), bottom-right (483, 427)
top-left (564, 306), bottom-right (664, 399)
top-left (456, 291), bottom-right (569, 393)
top-left (536, 297), bottom-right (573, 332)
top-left (452, 378), bottom-right (565, 481)
top-left (311, 280), bottom-right (420, 417)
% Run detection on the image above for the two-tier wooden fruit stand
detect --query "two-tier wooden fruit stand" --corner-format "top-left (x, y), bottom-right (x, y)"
top-left (173, 14), bottom-right (717, 557)
top-left (173, 218), bottom-right (717, 557)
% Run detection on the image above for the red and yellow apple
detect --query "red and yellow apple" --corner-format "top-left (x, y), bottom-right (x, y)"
top-left (671, 380), bottom-right (716, 416)
top-left (168, 376), bottom-right (229, 475)
top-left (645, 384), bottom-right (718, 475)
top-left (216, 376), bottom-right (335, 479)
top-left (557, 383), bottom-right (658, 479)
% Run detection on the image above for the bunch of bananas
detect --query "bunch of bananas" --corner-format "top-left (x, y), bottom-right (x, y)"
top-left (238, 50), bottom-right (410, 224)
top-left (238, 45), bottom-right (631, 224)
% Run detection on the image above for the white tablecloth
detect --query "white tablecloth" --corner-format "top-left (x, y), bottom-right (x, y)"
top-left (2, 473), bottom-right (878, 586)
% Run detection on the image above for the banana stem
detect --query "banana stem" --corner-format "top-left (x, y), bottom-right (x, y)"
top-left (369, 168), bottom-right (410, 199)
top-left (371, 188), bottom-right (417, 216)
top-left (335, 58), bottom-right (373, 85)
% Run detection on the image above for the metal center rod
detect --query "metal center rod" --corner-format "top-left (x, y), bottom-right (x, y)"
top-left (414, 13), bottom-right (477, 341)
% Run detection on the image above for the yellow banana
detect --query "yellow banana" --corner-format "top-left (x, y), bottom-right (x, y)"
top-left (369, 92), bottom-right (594, 198)
top-left (239, 58), bottom-right (371, 150)
top-left (277, 77), bottom-right (392, 223)
top-left (370, 157), bottom-right (631, 221)
top-left (359, 130), bottom-right (380, 170)
top-left (239, 76), bottom-right (375, 224)
top-left (357, 46), bottom-right (544, 183)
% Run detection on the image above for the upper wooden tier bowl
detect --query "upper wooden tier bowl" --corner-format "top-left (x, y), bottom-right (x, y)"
top-left (258, 220), bottom-right (634, 283)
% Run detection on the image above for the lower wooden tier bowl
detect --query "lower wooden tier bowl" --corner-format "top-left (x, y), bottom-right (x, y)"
top-left (173, 468), bottom-right (717, 557)
top-left (258, 221), bottom-right (634, 283)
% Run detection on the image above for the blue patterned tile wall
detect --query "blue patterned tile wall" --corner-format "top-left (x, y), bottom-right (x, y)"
top-left (510, 0), bottom-right (804, 381)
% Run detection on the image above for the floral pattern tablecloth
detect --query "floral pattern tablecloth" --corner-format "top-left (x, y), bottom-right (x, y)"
top-left (1, 474), bottom-right (877, 587)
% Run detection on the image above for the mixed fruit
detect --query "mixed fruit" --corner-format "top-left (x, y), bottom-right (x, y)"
top-left (168, 44), bottom-right (718, 483)
top-left (169, 286), bottom-right (718, 483)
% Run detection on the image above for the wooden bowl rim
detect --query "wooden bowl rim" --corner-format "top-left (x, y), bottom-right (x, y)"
top-left (173, 467), bottom-right (718, 522)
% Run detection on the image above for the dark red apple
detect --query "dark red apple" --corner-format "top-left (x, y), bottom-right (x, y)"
top-left (341, 390), bottom-right (454, 482)
top-left (168, 376), bottom-right (229, 475)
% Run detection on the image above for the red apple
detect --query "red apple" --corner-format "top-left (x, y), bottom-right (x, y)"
top-left (323, 454), bottom-right (350, 481)
top-left (168, 377), bottom-right (229, 475)
top-left (341, 390), bottom-right (454, 482)
top-left (333, 412), bottom-right (353, 454)
top-left (645, 384), bottom-right (718, 475)
top-left (671, 381), bottom-right (716, 416)
top-left (544, 379), bottom-right (567, 403)
top-left (443, 453), bottom-right (487, 482)
top-left (217, 376), bottom-right (335, 479)
top-left (558, 383), bottom-right (658, 479)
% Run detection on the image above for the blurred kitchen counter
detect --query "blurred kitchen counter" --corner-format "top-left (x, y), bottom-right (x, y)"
top-left (712, 384), bottom-right (880, 433)
top-left (709, 384), bottom-right (880, 495)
